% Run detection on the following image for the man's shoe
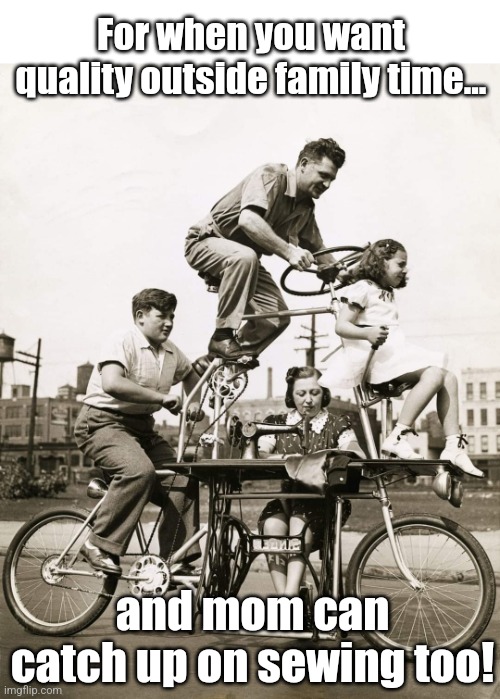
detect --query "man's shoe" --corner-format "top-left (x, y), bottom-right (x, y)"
top-left (208, 337), bottom-right (248, 360)
top-left (81, 541), bottom-right (122, 575)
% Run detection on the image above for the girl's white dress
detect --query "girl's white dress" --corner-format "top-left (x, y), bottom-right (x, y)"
top-left (321, 280), bottom-right (446, 389)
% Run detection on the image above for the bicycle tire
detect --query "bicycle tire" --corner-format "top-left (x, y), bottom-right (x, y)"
top-left (3, 507), bottom-right (118, 636)
top-left (345, 514), bottom-right (496, 652)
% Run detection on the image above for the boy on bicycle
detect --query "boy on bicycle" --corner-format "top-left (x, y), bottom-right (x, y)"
top-left (74, 288), bottom-right (201, 575)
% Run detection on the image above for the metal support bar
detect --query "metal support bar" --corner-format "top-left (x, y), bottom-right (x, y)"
top-left (242, 306), bottom-right (334, 321)
top-left (177, 357), bottom-right (221, 463)
top-left (26, 339), bottom-right (42, 476)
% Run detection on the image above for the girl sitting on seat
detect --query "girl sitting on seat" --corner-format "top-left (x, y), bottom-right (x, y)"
top-left (320, 238), bottom-right (483, 478)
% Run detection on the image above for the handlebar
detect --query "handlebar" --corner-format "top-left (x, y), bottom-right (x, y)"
top-left (280, 245), bottom-right (367, 296)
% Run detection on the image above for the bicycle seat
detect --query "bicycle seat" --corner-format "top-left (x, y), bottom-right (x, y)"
top-left (365, 380), bottom-right (414, 399)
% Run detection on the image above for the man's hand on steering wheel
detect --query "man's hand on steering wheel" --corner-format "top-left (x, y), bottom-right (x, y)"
top-left (286, 244), bottom-right (315, 271)
top-left (316, 262), bottom-right (353, 285)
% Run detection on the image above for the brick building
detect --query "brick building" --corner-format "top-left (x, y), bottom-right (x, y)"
top-left (0, 383), bottom-right (87, 475)
top-left (462, 367), bottom-right (500, 479)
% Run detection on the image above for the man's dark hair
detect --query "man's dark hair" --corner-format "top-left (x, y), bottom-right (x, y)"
top-left (132, 288), bottom-right (177, 318)
top-left (297, 138), bottom-right (346, 169)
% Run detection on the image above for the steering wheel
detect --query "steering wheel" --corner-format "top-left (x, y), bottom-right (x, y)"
top-left (280, 245), bottom-right (367, 296)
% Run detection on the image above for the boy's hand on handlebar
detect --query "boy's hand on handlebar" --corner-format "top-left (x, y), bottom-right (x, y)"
top-left (366, 326), bottom-right (389, 348)
top-left (287, 244), bottom-right (315, 271)
top-left (185, 402), bottom-right (205, 422)
top-left (161, 393), bottom-right (182, 414)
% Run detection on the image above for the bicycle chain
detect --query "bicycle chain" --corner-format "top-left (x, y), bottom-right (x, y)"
top-left (193, 361), bottom-right (249, 462)
top-left (142, 376), bottom-right (214, 556)
top-left (147, 360), bottom-right (250, 565)
top-left (48, 361), bottom-right (252, 597)
top-left (45, 576), bottom-right (119, 598)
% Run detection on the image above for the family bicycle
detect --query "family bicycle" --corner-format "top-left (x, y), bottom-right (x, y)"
top-left (3, 245), bottom-right (495, 653)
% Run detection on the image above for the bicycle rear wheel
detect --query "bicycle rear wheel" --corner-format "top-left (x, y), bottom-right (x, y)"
top-left (3, 507), bottom-right (118, 636)
top-left (345, 514), bottom-right (495, 652)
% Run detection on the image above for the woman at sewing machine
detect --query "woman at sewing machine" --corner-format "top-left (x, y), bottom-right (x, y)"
top-left (257, 365), bottom-right (364, 597)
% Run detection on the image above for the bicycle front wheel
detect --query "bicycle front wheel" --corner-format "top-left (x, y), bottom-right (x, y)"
top-left (345, 514), bottom-right (496, 652)
top-left (3, 507), bottom-right (118, 636)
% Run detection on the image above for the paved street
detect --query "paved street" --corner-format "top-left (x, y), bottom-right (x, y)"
top-left (1, 555), bottom-right (499, 699)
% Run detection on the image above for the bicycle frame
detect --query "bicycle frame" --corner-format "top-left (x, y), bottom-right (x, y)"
top-left (5, 249), bottom-right (493, 644)
top-left (175, 273), bottom-right (456, 597)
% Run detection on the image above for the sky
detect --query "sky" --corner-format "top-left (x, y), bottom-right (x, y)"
top-left (1, 2), bottom-right (500, 416)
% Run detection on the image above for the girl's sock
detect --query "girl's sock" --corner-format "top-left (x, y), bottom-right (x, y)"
top-left (390, 423), bottom-right (411, 438)
top-left (382, 423), bottom-right (423, 459)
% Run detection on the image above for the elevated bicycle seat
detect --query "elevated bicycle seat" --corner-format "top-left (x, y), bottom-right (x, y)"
top-left (364, 380), bottom-right (414, 400)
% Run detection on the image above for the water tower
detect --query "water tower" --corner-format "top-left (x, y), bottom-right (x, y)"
top-left (0, 333), bottom-right (15, 398)
top-left (0, 333), bottom-right (42, 473)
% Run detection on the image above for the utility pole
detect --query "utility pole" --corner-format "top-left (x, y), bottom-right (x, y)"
top-left (0, 334), bottom-right (43, 475)
top-left (295, 315), bottom-right (328, 367)
top-left (17, 339), bottom-right (42, 476)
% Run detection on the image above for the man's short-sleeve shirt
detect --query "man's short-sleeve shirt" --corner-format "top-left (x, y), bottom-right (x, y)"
top-left (83, 326), bottom-right (192, 414)
top-left (208, 163), bottom-right (325, 255)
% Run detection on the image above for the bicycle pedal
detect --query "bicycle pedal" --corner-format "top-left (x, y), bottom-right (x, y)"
top-left (228, 368), bottom-right (248, 382)
top-left (235, 356), bottom-right (259, 370)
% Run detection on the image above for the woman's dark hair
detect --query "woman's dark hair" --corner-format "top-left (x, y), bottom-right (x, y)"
top-left (284, 366), bottom-right (331, 409)
top-left (132, 288), bottom-right (177, 318)
top-left (354, 239), bottom-right (407, 289)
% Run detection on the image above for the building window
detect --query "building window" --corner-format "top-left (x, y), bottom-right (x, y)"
top-left (496, 408), bottom-right (500, 426)
top-left (24, 424), bottom-right (43, 438)
top-left (467, 410), bottom-right (474, 426)
top-left (480, 409), bottom-right (488, 426)
top-left (481, 435), bottom-right (488, 453)
top-left (466, 383), bottom-right (473, 400)
top-left (5, 406), bottom-right (22, 419)
top-left (497, 435), bottom-right (500, 453)
top-left (5, 424), bottom-right (22, 438)
top-left (468, 435), bottom-right (475, 454)
top-left (479, 382), bottom-right (487, 400)
top-left (496, 382), bottom-right (500, 399)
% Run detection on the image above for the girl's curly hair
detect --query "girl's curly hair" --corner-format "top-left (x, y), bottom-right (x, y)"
top-left (354, 239), bottom-right (407, 289)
